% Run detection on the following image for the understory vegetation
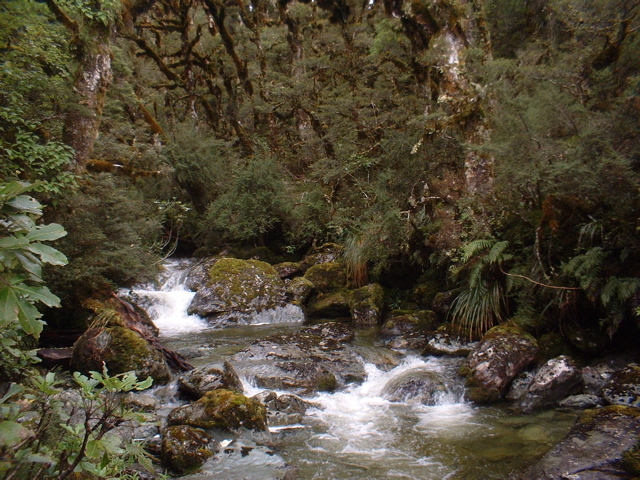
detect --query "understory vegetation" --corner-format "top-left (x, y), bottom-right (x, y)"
top-left (0, 0), bottom-right (639, 474)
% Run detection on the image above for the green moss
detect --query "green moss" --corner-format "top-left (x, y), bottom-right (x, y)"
top-left (483, 323), bottom-right (537, 344)
top-left (304, 262), bottom-right (347, 293)
top-left (622, 442), bottom-right (640, 476)
top-left (199, 389), bottom-right (268, 431)
top-left (307, 291), bottom-right (351, 318)
top-left (317, 372), bottom-right (338, 392)
top-left (579, 405), bottom-right (640, 426)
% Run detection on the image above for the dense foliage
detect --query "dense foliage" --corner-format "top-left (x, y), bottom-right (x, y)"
top-left (0, 0), bottom-right (638, 361)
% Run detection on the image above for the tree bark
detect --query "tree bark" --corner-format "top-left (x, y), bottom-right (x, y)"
top-left (63, 31), bottom-right (114, 173)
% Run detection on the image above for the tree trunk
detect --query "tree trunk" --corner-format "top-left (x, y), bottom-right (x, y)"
top-left (63, 33), bottom-right (114, 173)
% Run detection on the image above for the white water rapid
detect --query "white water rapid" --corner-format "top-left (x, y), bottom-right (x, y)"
top-left (127, 259), bottom-right (578, 480)
top-left (123, 258), bottom-right (305, 337)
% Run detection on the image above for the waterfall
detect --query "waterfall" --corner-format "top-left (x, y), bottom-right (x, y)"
top-left (123, 258), bottom-right (304, 337)
top-left (123, 259), bottom-right (209, 337)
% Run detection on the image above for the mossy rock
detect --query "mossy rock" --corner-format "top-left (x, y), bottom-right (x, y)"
top-left (274, 261), bottom-right (304, 279)
top-left (463, 324), bottom-right (539, 404)
top-left (71, 326), bottom-right (170, 385)
top-left (622, 442), bottom-right (640, 476)
top-left (161, 425), bottom-right (216, 474)
top-left (187, 257), bottom-right (286, 320)
top-left (349, 283), bottom-right (384, 326)
top-left (306, 291), bottom-right (351, 318)
top-left (168, 389), bottom-right (268, 432)
top-left (286, 276), bottom-right (314, 305)
top-left (302, 243), bottom-right (343, 268)
top-left (603, 365), bottom-right (640, 407)
top-left (178, 361), bottom-right (244, 400)
top-left (382, 310), bottom-right (439, 336)
top-left (303, 262), bottom-right (347, 293)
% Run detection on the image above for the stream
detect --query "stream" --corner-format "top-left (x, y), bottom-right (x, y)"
top-left (125, 259), bottom-right (577, 480)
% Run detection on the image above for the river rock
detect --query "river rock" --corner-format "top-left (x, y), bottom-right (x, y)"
top-left (285, 277), bottom-right (313, 305)
top-left (349, 284), bottom-right (384, 326)
top-left (460, 325), bottom-right (539, 404)
top-left (187, 258), bottom-right (286, 323)
top-left (161, 425), bottom-right (217, 474)
top-left (513, 405), bottom-right (640, 480)
top-left (301, 243), bottom-right (342, 268)
top-left (71, 326), bottom-right (171, 385)
top-left (306, 291), bottom-right (351, 318)
top-left (382, 369), bottom-right (449, 405)
top-left (178, 361), bottom-right (244, 400)
top-left (303, 262), bottom-right (347, 293)
top-left (168, 389), bottom-right (268, 432)
top-left (274, 261), bottom-right (304, 279)
top-left (517, 355), bottom-right (582, 412)
top-left (254, 390), bottom-right (319, 426)
top-left (422, 333), bottom-right (476, 357)
top-left (603, 364), bottom-right (640, 407)
top-left (559, 394), bottom-right (605, 409)
top-left (231, 322), bottom-right (365, 395)
top-left (184, 257), bottom-right (220, 291)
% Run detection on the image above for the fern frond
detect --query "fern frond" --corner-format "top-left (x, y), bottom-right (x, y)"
top-left (601, 277), bottom-right (640, 307)
top-left (461, 239), bottom-right (494, 263)
top-left (486, 241), bottom-right (510, 265)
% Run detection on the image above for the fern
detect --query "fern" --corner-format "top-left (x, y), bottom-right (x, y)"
top-left (601, 277), bottom-right (640, 307)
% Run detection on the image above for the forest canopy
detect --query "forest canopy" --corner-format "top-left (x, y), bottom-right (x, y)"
top-left (1, 0), bottom-right (639, 342)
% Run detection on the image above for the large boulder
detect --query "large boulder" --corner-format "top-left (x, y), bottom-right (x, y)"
top-left (603, 364), bottom-right (640, 407)
top-left (349, 283), bottom-right (384, 326)
top-left (184, 257), bottom-right (220, 291)
top-left (381, 370), bottom-right (449, 405)
top-left (168, 389), bottom-right (268, 432)
top-left (514, 406), bottom-right (640, 480)
top-left (303, 262), bottom-right (347, 293)
top-left (382, 311), bottom-right (439, 337)
top-left (306, 291), bottom-right (351, 318)
top-left (253, 390), bottom-right (319, 427)
top-left (161, 425), bottom-right (217, 475)
top-left (285, 277), bottom-right (314, 305)
top-left (460, 324), bottom-right (539, 404)
top-left (187, 258), bottom-right (286, 323)
top-left (178, 361), bottom-right (244, 400)
top-left (71, 326), bottom-right (171, 385)
top-left (231, 322), bottom-right (365, 395)
top-left (517, 355), bottom-right (583, 412)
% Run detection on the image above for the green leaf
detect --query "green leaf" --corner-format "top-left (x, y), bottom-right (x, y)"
top-left (25, 223), bottom-right (67, 242)
top-left (27, 243), bottom-right (68, 266)
top-left (11, 284), bottom-right (61, 308)
top-left (0, 420), bottom-right (33, 447)
top-left (0, 236), bottom-right (29, 249)
top-left (7, 195), bottom-right (42, 213)
top-left (15, 252), bottom-right (43, 281)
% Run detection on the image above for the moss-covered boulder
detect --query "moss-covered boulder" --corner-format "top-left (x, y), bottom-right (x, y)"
top-left (285, 276), bottom-right (314, 305)
top-left (301, 243), bottom-right (343, 268)
top-left (161, 425), bottom-right (217, 474)
top-left (603, 364), bottom-right (640, 407)
top-left (184, 257), bottom-right (220, 291)
top-left (460, 324), bottom-right (539, 404)
top-left (306, 291), bottom-right (351, 318)
top-left (274, 261), bottom-right (304, 279)
top-left (71, 326), bottom-right (171, 385)
top-left (382, 311), bottom-right (439, 336)
top-left (514, 405), bottom-right (640, 480)
top-left (349, 283), bottom-right (384, 326)
top-left (168, 389), bottom-right (268, 431)
top-left (303, 262), bottom-right (347, 293)
top-left (178, 361), bottom-right (244, 400)
top-left (187, 258), bottom-right (286, 323)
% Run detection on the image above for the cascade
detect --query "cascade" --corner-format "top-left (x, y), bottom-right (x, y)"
top-left (128, 260), bottom-right (577, 480)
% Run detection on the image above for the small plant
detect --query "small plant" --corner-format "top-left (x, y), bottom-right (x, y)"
top-left (450, 239), bottom-right (512, 339)
top-left (0, 367), bottom-right (154, 480)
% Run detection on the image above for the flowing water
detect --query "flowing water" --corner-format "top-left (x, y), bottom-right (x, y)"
top-left (127, 260), bottom-right (578, 480)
